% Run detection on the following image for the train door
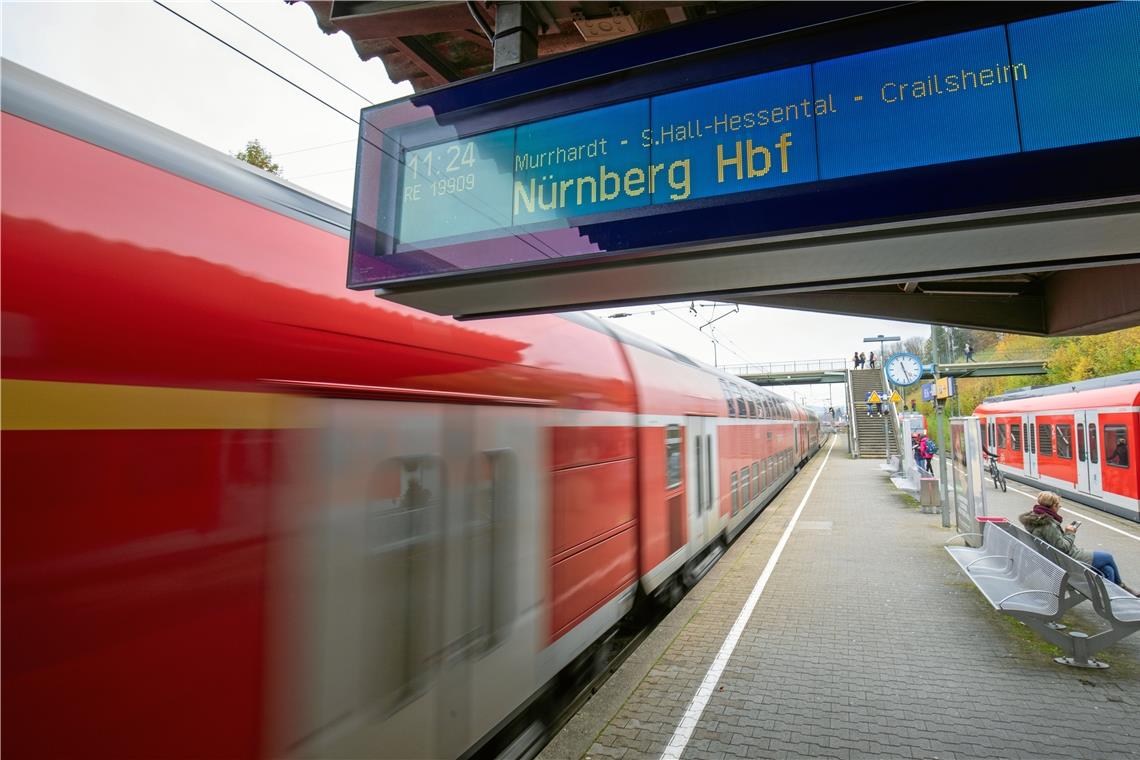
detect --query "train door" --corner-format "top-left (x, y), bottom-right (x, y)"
top-left (277, 400), bottom-right (545, 760)
top-left (1022, 414), bottom-right (1038, 478)
top-left (685, 416), bottom-right (718, 552)
top-left (1074, 410), bottom-right (1104, 498)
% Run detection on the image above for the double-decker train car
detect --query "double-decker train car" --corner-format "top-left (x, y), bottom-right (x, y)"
top-left (1, 62), bottom-right (820, 759)
top-left (974, 372), bottom-right (1140, 522)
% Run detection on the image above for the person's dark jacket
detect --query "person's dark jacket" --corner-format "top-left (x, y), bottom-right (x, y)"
top-left (1018, 509), bottom-right (1093, 563)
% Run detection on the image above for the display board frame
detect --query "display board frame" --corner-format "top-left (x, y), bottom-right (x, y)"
top-left (349, 1), bottom-right (1139, 293)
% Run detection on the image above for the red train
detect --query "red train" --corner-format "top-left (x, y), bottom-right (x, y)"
top-left (974, 372), bottom-right (1140, 522)
top-left (1, 63), bottom-right (821, 759)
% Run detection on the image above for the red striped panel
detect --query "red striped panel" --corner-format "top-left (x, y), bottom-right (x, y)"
top-left (551, 425), bottom-right (634, 470)
top-left (551, 459), bottom-right (636, 557)
top-left (550, 526), bottom-right (637, 639)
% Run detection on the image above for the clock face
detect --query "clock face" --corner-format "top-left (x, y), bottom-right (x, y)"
top-left (886, 353), bottom-right (923, 386)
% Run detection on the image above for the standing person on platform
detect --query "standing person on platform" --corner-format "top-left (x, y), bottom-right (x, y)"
top-left (853, 350), bottom-right (861, 369)
top-left (1019, 491), bottom-right (1139, 595)
top-left (911, 433), bottom-right (924, 473)
top-left (868, 351), bottom-right (876, 369)
top-left (859, 352), bottom-right (866, 369)
top-left (910, 399), bottom-right (917, 413)
top-left (920, 431), bottom-right (936, 474)
top-left (964, 342), bottom-right (974, 362)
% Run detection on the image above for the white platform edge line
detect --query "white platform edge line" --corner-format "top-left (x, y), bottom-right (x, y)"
top-left (659, 434), bottom-right (837, 760)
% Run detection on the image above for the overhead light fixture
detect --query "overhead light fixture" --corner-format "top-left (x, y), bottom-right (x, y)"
top-left (921, 289), bottom-right (1022, 296)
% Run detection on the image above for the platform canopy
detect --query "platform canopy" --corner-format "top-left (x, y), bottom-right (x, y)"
top-left (300, 1), bottom-right (1140, 334)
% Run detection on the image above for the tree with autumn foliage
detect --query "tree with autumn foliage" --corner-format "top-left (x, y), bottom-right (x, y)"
top-left (233, 139), bottom-right (281, 175)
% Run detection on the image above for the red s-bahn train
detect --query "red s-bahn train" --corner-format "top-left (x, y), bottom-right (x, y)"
top-left (1, 63), bottom-right (821, 759)
top-left (974, 372), bottom-right (1140, 522)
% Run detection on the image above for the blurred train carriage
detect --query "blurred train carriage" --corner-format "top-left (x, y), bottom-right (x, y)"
top-left (974, 372), bottom-right (1140, 522)
top-left (0, 63), bottom-right (820, 759)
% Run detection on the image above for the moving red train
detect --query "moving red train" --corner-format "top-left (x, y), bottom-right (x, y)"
top-left (974, 372), bottom-right (1140, 522)
top-left (1, 63), bottom-right (821, 759)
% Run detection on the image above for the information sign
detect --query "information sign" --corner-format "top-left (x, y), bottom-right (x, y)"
top-left (351, 3), bottom-right (1140, 289)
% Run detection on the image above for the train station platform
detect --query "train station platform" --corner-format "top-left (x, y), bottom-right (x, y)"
top-left (541, 436), bottom-right (1140, 760)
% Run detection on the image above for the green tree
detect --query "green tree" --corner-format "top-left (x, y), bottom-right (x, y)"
top-left (233, 139), bottom-right (281, 175)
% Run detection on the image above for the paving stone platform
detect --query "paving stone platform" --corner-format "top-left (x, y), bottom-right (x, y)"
top-left (540, 436), bottom-right (1140, 760)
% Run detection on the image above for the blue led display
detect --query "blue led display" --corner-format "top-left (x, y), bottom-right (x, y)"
top-left (650, 64), bottom-right (819, 201)
top-left (814, 26), bottom-right (1020, 179)
top-left (386, 3), bottom-right (1140, 258)
top-left (1008, 3), bottom-right (1140, 151)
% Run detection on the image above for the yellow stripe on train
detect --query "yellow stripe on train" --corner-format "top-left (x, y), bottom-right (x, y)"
top-left (0, 379), bottom-right (316, 431)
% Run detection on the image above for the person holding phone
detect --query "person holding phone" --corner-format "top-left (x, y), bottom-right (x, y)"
top-left (1019, 491), bottom-right (1137, 595)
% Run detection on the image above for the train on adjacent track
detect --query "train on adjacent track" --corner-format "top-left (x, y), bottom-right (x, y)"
top-left (974, 372), bottom-right (1140, 522)
top-left (1, 63), bottom-right (821, 759)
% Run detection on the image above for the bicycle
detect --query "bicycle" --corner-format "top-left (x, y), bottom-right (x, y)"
top-left (986, 454), bottom-right (1007, 492)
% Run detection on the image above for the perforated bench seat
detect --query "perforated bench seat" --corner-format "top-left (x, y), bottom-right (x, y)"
top-left (949, 520), bottom-right (1140, 668)
top-left (946, 523), bottom-right (1067, 620)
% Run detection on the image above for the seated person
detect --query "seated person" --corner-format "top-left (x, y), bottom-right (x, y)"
top-left (1108, 438), bottom-right (1129, 467)
top-left (1019, 491), bottom-right (1138, 596)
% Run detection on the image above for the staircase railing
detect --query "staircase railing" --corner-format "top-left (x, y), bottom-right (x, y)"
top-left (845, 368), bottom-right (858, 456)
top-left (879, 364), bottom-right (907, 466)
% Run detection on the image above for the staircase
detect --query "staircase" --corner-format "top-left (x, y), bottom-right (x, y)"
top-left (848, 368), bottom-right (899, 458)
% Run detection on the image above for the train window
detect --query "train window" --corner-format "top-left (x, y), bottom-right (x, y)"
top-left (730, 471), bottom-right (739, 516)
top-left (752, 462), bottom-right (760, 493)
top-left (469, 450), bottom-right (517, 653)
top-left (736, 393), bottom-right (748, 419)
top-left (1090, 424), bottom-right (1099, 464)
top-left (1055, 424), bottom-right (1072, 459)
top-left (746, 396), bottom-right (755, 419)
top-left (997, 424), bottom-right (1007, 449)
top-left (368, 456), bottom-right (444, 706)
top-left (695, 437), bottom-right (705, 511)
top-left (1077, 423), bottom-right (1086, 462)
top-left (721, 380), bottom-right (735, 417)
top-left (1105, 425), bottom-right (1129, 468)
top-left (1038, 424), bottom-right (1053, 456)
top-left (741, 467), bottom-right (751, 506)
top-left (665, 425), bottom-right (682, 490)
top-left (1010, 424), bottom-right (1021, 452)
top-left (1028, 423), bottom-right (1036, 454)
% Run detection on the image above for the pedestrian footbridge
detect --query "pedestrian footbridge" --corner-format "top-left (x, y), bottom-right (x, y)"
top-left (724, 357), bottom-right (1046, 386)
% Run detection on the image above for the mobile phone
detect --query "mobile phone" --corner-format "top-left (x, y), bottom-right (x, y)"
top-left (1070, 520), bottom-right (1082, 529)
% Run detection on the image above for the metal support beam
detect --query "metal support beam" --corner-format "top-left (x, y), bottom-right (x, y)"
top-left (493, 2), bottom-right (539, 70)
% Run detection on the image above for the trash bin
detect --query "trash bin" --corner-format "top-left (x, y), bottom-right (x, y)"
top-left (920, 477), bottom-right (939, 512)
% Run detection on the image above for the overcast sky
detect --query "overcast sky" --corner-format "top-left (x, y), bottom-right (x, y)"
top-left (2, 1), bottom-right (928, 405)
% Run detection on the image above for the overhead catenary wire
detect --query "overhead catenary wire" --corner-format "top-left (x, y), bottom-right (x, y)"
top-left (150, 0), bottom-right (610, 266)
top-left (275, 138), bottom-right (355, 156)
top-left (209, 0), bottom-right (376, 104)
top-left (152, 0), bottom-right (359, 126)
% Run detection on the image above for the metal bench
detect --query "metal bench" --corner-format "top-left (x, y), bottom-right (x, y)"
top-left (991, 520), bottom-right (1140, 668)
top-left (945, 522), bottom-right (1106, 667)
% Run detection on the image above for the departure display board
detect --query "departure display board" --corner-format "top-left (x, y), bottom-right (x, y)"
top-left (352, 3), bottom-right (1140, 288)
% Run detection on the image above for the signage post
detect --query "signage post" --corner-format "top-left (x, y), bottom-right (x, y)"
top-left (931, 331), bottom-right (950, 527)
top-left (950, 416), bottom-right (988, 545)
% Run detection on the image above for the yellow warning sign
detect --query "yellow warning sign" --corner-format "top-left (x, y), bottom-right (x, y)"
top-left (890, 390), bottom-right (902, 404)
top-left (868, 391), bottom-right (882, 403)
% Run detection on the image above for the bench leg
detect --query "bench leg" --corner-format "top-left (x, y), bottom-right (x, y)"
top-left (1053, 631), bottom-right (1109, 669)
